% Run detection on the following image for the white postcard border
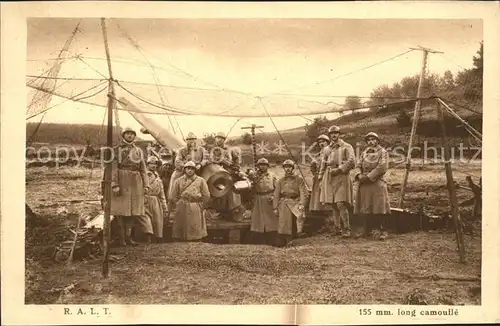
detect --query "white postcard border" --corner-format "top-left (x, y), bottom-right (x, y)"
top-left (1, 1), bottom-right (499, 325)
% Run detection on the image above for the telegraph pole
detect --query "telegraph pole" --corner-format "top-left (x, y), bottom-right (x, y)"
top-left (398, 46), bottom-right (443, 208)
top-left (100, 18), bottom-right (116, 278)
top-left (241, 124), bottom-right (263, 169)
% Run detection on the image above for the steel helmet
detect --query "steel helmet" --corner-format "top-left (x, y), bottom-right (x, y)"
top-left (159, 148), bottom-right (173, 158)
top-left (282, 159), bottom-right (295, 167)
top-left (147, 156), bottom-right (159, 164)
top-left (256, 158), bottom-right (269, 166)
top-left (184, 161), bottom-right (196, 169)
top-left (185, 132), bottom-right (197, 140)
top-left (328, 125), bottom-right (341, 134)
top-left (121, 126), bottom-right (136, 137)
top-left (215, 132), bottom-right (226, 139)
top-left (364, 132), bottom-right (380, 141)
top-left (317, 134), bottom-right (330, 142)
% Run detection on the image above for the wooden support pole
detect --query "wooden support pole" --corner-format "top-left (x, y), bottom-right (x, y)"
top-left (437, 99), bottom-right (466, 264)
top-left (100, 17), bottom-right (116, 278)
top-left (398, 50), bottom-right (428, 208)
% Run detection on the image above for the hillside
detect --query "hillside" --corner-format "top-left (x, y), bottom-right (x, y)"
top-left (26, 123), bottom-right (143, 146)
top-left (228, 100), bottom-right (482, 156)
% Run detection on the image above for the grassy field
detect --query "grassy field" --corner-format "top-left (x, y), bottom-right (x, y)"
top-left (25, 160), bottom-right (481, 305)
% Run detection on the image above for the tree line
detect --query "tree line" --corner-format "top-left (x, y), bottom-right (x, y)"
top-left (26, 123), bottom-right (129, 146)
top-left (345, 42), bottom-right (483, 110)
top-left (302, 42), bottom-right (483, 144)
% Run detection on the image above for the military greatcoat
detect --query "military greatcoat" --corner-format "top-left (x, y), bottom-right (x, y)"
top-left (274, 173), bottom-right (307, 235)
top-left (169, 145), bottom-right (209, 197)
top-left (318, 139), bottom-right (355, 206)
top-left (144, 170), bottom-right (168, 238)
top-left (110, 140), bottom-right (147, 217)
top-left (169, 174), bottom-right (211, 241)
top-left (354, 145), bottom-right (391, 215)
top-left (250, 171), bottom-right (278, 233)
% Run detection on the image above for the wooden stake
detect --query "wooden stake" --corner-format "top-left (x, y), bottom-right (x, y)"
top-left (67, 215), bottom-right (82, 265)
top-left (100, 17), bottom-right (116, 278)
top-left (437, 99), bottom-right (466, 264)
top-left (397, 50), bottom-right (428, 208)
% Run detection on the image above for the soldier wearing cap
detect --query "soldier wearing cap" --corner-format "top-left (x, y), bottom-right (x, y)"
top-left (318, 125), bottom-right (356, 238)
top-left (158, 148), bottom-right (175, 200)
top-left (208, 131), bottom-right (245, 220)
top-left (144, 156), bottom-right (169, 243)
top-left (249, 158), bottom-right (278, 245)
top-left (170, 132), bottom-right (209, 196)
top-left (309, 134), bottom-right (331, 212)
top-left (147, 140), bottom-right (163, 159)
top-left (273, 159), bottom-right (307, 246)
top-left (109, 126), bottom-right (152, 246)
top-left (169, 160), bottom-right (211, 241)
top-left (209, 132), bottom-right (241, 173)
top-left (354, 132), bottom-right (390, 240)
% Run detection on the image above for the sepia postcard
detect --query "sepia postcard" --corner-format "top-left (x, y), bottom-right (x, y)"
top-left (1, 1), bottom-right (499, 325)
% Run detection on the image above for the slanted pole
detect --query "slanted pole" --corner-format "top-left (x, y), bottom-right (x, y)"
top-left (398, 46), bottom-right (443, 208)
top-left (436, 99), bottom-right (466, 264)
top-left (398, 50), bottom-right (427, 208)
top-left (100, 17), bottom-right (116, 278)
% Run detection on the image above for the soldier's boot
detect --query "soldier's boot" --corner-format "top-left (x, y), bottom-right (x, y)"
top-left (124, 221), bottom-right (138, 246)
top-left (379, 214), bottom-right (389, 240)
top-left (116, 216), bottom-right (127, 247)
top-left (337, 202), bottom-right (351, 238)
top-left (362, 215), bottom-right (374, 237)
top-left (332, 206), bottom-right (344, 236)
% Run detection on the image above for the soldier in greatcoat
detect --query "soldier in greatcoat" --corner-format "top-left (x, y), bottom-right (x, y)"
top-left (170, 132), bottom-right (209, 196)
top-left (158, 149), bottom-right (175, 200)
top-left (144, 156), bottom-right (169, 243)
top-left (273, 159), bottom-right (307, 247)
top-left (110, 126), bottom-right (153, 246)
top-left (169, 161), bottom-right (211, 242)
top-left (309, 134), bottom-right (331, 212)
top-left (354, 132), bottom-right (390, 240)
top-left (318, 125), bottom-right (356, 238)
top-left (207, 132), bottom-right (245, 220)
top-left (249, 158), bottom-right (278, 245)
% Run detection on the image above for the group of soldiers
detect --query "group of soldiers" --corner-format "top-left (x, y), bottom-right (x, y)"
top-left (107, 128), bottom-right (243, 245)
top-left (308, 125), bottom-right (391, 240)
top-left (106, 123), bottom-right (391, 247)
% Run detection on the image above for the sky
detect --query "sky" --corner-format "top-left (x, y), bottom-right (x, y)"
top-left (26, 18), bottom-right (483, 139)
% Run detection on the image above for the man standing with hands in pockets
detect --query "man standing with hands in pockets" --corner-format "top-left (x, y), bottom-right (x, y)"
top-left (318, 125), bottom-right (356, 238)
top-left (354, 132), bottom-right (391, 240)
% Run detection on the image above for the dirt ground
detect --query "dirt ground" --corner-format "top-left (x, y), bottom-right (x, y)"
top-left (25, 162), bottom-right (482, 304)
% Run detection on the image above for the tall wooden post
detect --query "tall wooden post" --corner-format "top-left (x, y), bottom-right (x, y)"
top-left (436, 99), bottom-right (466, 263)
top-left (398, 46), bottom-right (442, 208)
top-left (100, 17), bottom-right (116, 278)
